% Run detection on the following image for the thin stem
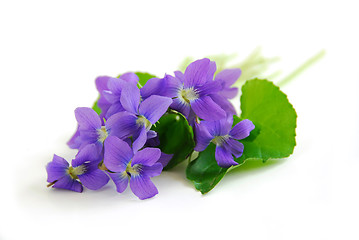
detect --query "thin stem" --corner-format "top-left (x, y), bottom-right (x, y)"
top-left (47, 181), bottom-right (57, 187)
top-left (277, 50), bottom-right (326, 87)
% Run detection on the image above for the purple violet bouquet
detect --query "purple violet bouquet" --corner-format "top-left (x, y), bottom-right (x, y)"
top-left (46, 57), bottom-right (297, 199)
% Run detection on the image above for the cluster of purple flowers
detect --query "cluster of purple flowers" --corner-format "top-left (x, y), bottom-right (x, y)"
top-left (46, 58), bottom-right (255, 199)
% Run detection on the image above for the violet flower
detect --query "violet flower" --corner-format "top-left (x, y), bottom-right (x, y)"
top-left (67, 125), bottom-right (81, 149)
top-left (139, 74), bottom-right (176, 100)
top-left (112, 83), bottom-right (172, 152)
top-left (156, 152), bottom-right (173, 168)
top-left (195, 116), bottom-right (255, 168)
top-left (46, 144), bottom-right (109, 192)
top-left (140, 58), bottom-right (226, 121)
top-left (142, 133), bottom-right (173, 167)
top-left (170, 58), bottom-right (226, 121)
top-left (215, 69), bottom-right (241, 99)
top-left (68, 107), bottom-right (127, 152)
top-left (209, 68), bottom-right (242, 115)
top-left (94, 76), bottom-right (112, 121)
top-left (103, 136), bottom-right (163, 200)
top-left (96, 72), bottom-right (139, 119)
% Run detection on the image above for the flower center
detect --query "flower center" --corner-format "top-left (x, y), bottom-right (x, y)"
top-left (211, 135), bottom-right (229, 146)
top-left (97, 126), bottom-right (108, 143)
top-left (125, 161), bottom-right (142, 177)
top-left (67, 165), bottom-right (86, 179)
top-left (178, 87), bottom-right (199, 105)
top-left (136, 115), bottom-right (152, 130)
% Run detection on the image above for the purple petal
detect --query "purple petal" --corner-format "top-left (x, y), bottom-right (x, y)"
top-left (215, 146), bottom-right (238, 168)
top-left (130, 175), bottom-right (158, 200)
top-left (132, 148), bottom-right (161, 166)
top-left (120, 83), bottom-right (140, 114)
top-left (184, 58), bottom-right (211, 87)
top-left (95, 76), bottom-right (111, 92)
top-left (170, 98), bottom-right (190, 118)
top-left (132, 127), bottom-right (148, 153)
top-left (124, 138), bottom-right (132, 146)
top-left (147, 130), bottom-right (157, 139)
top-left (174, 71), bottom-right (185, 83)
top-left (103, 136), bottom-right (133, 172)
top-left (197, 80), bottom-right (222, 96)
top-left (209, 94), bottom-right (237, 115)
top-left (78, 164), bottom-right (109, 190)
top-left (223, 138), bottom-right (244, 158)
top-left (229, 119), bottom-right (255, 140)
top-left (77, 141), bottom-right (103, 155)
top-left (163, 74), bottom-right (183, 97)
top-left (215, 69), bottom-right (242, 87)
top-left (120, 72), bottom-right (139, 84)
top-left (194, 122), bottom-right (213, 151)
top-left (156, 152), bottom-right (173, 168)
top-left (106, 111), bottom-right (138, 139)
top-left (46, 155), bottom-right (69, 182)
top-left (105, 102), bottom-right (126, 119)
top-left (140, 77), bottom-right (162, 99)
top-left (206, 61), bottom-right (217, 82)
top-left (67, 126), bottom-right (81, 149)
top-left (219, 87), bottom-right (239, 99)
top-left (108, 78), bottom-right (126, 96)
top-left (99, 111), bottom-right (110, 125)
top-left (78, 130), bottom-right (100, 147)
top-left (103, 90), bottom-right (117, 103)
top-left (202, 116), bottom-right (233, 136)
top-left (139, 95), bottom-right (172, 124)
top-left (141, 163), bottom-right (163, 177)
top-left (52, 175), bottom-right (83, 193)
top-left (141, 75), bottom-right (181, 99)
top-left (75, 107), bottom-right (102, 131)
top-left (145, 135), bottom-right (160, 147)
top-left (186, 108), bottom-right (197, 127)
top-left (191, 96), bottom-right (226, 121)
top-left (95, 76), bottom-right (111, 117)
top-left (95, 76), bottom-right (110, 100)
top-left (72, 144), bottom-right (101, 167)
top-left (108, 172), bottom-right (129, 193)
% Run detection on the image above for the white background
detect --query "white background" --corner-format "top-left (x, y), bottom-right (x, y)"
top-left (1, 1), bottom-right (358, 239)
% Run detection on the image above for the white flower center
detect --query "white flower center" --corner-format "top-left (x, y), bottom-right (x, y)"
top-left (97, 126), bottom-right (108, 143)
top-left (136, 115), bottom-right (152, 130)
top-left (125, 161), bottom-right (142, 177)
top-left (211, 135), bottom-right (230, 146)
top-left (178, 87), bottom-right (199, 105)
top-left (67, 165), bottom-right (86, 179)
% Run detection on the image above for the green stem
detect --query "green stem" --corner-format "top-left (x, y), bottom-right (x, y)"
top-left (277, 50), bottom-right (325, 87)
top-left (188, 151), bottom-right (193, 164)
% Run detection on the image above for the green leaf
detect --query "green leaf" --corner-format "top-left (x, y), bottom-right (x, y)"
top-left (152, 112), bottom-right (195, 170)
top-left (186, 79), bottom-right (297, 193)
top-left (135, 72), bottom-right (157, 88)
top-left (186, 141), bottom-right (248, 194)
top-left (186, 144), bottom-right (229, 194)
top-left (92, 98), bottom-right (101, 115)
top-left (237, 79), bottom-right (297, 162)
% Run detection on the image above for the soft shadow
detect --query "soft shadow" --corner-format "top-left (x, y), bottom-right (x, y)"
top-left (162, 160), bottom-right (194, 188)
top-left (219, 158), bottom-right (287, 187)
top-left (227, 158), bottom-right (286, 175)
top-left (160, 158), bottom-right (287, 194)
top-left (201, 158), bottom-right (288, 196)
